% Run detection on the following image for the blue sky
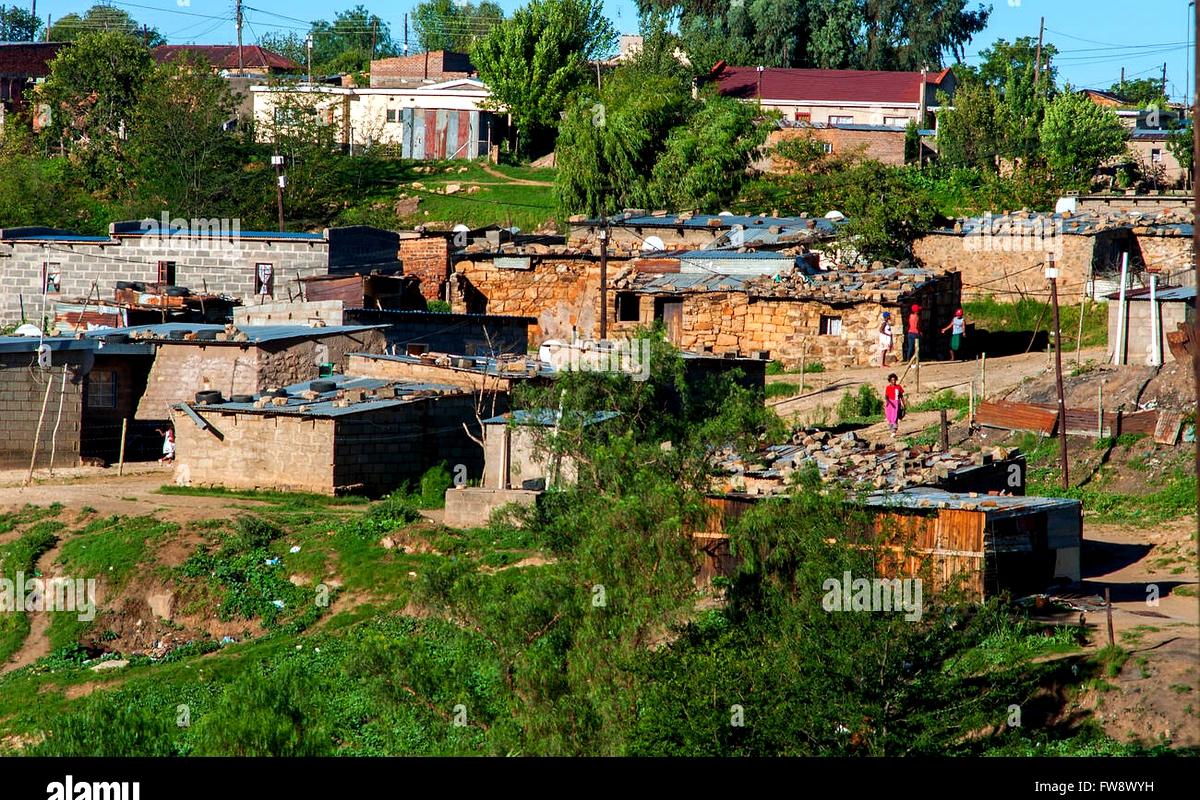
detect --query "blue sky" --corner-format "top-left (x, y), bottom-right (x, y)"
top-left (25, 0), bottom-right (1199, 102)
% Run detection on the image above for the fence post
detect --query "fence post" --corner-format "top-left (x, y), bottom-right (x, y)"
top-left (118, 418), bottom-right (128, 477)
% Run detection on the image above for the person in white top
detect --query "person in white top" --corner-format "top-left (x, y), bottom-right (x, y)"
top-left (941, 309), bottom-right (966, 361)
top-left (877, 311), bottom-right (894, 367)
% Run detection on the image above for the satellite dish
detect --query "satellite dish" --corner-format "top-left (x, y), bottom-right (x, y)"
top-left (642, 235), bottom-right (666, 252)
top-left (825, 210), bottom-right (845, 221)
top-left (717, 211), bottom-right (734, 217)
top-left (14, 323), bottom-right (43, 337)
top-left (452, 224), bottom-right (471, 232)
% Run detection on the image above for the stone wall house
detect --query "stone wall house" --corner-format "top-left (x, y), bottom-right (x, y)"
top-left (766, 125), bottom-right (908, 170)
top-left (913, 211), bottom-right (1195, 302)
top-left (0, 223), bottom-right (401, 327)
top-left (567, 211), bottom-right (839, 253)
top-left (609, 257), bottom-right (962, 368)
top-left (173, 376), bottom-right (483, 495)
top-left (135, 323), bottom-right (387, 419)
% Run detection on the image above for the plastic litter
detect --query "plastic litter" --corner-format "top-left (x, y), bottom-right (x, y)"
top-left (289, 545), bottom-right (301, 553)
top-left (265, 557), bottom-right (280, 565)
top-left (221, 636), bottom-right (235, 644)
top-left (271, 599), bottom-right (286, 609)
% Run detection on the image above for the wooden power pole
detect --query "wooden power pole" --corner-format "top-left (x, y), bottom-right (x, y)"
top-left (1048, 253), bottom-right (1069, 490)
top-left (1034, 17), bottom-right (1045, 91)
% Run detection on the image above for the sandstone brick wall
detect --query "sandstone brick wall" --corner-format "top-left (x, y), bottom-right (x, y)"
top-left (0, 354), bottom-right (84, 468)
top-left (399, 237), bottom-right (450, 300)
top-left (256, 329), bottom-right (386, 388)
top-left (139, 347), bottom-right (260, 419)
top-left (913, 232), bottom-right (1097, 301)
top-left (452, 257), bottom-right (607, 343)
top-left (1134, 235), bottom-right (1193, 283)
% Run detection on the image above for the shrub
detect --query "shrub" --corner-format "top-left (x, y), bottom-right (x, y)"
top-left (419, 463), bottom-right (454, 509)
top-left (836, 385), bottom-right (883, 421)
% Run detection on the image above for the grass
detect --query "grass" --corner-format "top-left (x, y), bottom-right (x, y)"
top-left (388, 159), bottom-right (557, 232)
top-left (909, 389), bottom-right (970, 413)
top-left (1027, 467), bottom-right (1198, 526)
top-left (766, 361), bottom-right (826, 376)
top-left (154, 485), bottom-right (370, 509)
top-left (0, 522), bottom-right (63, 663)
top-left (963, 296), bottom-right (1108, 349)
top-left (765, 381), bottom-right (803, 399)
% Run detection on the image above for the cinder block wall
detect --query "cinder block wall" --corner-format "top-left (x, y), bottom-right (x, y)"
top-left (175, 411), bottom-right (336, 494)
top-left (1108, 299), bottom-right (1190, 365)
top-left (0, 354), bottom-right (84, 468)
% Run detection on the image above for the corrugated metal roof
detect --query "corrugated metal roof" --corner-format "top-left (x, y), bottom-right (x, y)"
top-left (1103, 285), bottom-right (1196, 301)
top-left (84, 323), bottom-right (387, 344)
top-left (0, 336), bottom-right (153, 355)
top-left (482, 410), bottom-right (621, 426)
top-left (856, 487), bottom-right (1082, 519)
top-left (180, 375), bottom-right (469, 418)
top-left (716, 66), bottom-right (948, 105)
top-left (345, 308), bottom-right (538, 324)
top-left (933, 211), bottom-right (1194, 237)
top-left (352, 351), bottom-right (556, 378)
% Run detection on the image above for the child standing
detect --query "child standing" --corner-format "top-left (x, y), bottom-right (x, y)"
top-left (877, 311), bottom-right (894, 367)
top-left (884, 373), bottom-right (905, 437)
top-left (157, 425), bottom-right (175, 463)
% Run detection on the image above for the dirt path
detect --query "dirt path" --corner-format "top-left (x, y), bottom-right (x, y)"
top-left (1, 539), bottom-right (66, 675)
top-left (479, 164), bottom-right (554, 186)
top-left (0, 465), bottom-right (269, 528)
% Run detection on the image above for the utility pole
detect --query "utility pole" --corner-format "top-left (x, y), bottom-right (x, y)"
top-left (306, 34), bottom-right (313, 84)
top-left (404, 13), bottom-right (408, 56)
top-left (1193, 0), bottom-right (1199, 530)
top-left (1047, 253), bottom-right (1069, 490)
top-left (272, 150), bottom-right (285, 233)
top-left (756, 65), bottom-right (765, 110)
top-left (1033, 17), bottom-right (1044, 92)
top-left (1163, 62), bottom-right (1169, 100)
top-left (599, 217), bottom-right (608, 341)
top-left (236, 0), bottom-right (244, 77)
top-left (371, 20), bottom-right (377, 61)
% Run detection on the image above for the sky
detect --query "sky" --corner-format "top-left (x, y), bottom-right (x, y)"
top-left (20, 0), bottom-right (1200, 103)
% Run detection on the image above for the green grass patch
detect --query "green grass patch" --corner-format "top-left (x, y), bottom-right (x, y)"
top-left (1027, 468), bottom-right (1197, 526)
top-left (909, 389), bottom-right (969, 413)
top-left (58, 515), bottom-right (177, 590)
top-left (963, 296), bottom-right (1108, 349)
top-left (154, 484), bottom-right (370, 509)
top-left (0, 502), bottom-right (64, 536)
top-left (765, 381), bottom-right (802, 399)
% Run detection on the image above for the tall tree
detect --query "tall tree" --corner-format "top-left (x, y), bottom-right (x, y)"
top-left (934, 82), bottom-right (1004, 171)
top-left (412, 0), bottom-right (505, 54)
top-left (472, 0), bottom-right (616, 156)
top-left (0, 5), bottom-right (42, 41)
top-left (1110, 77), bottom-right (1169, 110)
top-left (1040, 87), bottom-right (1129, 187)
top-left (48, 4), bottom-right (165, 46)
top-left (39, 30), bottom-right (154, 190)
top-left (307, 6), bottom-right (399, 74)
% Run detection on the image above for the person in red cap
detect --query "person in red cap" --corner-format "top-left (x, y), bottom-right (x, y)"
top-left (941, 309), bottom-right (966, 360)
top-left (904, 304), bottom-right (921, 362)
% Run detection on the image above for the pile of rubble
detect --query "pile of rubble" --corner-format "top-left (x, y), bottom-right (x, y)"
top-left (714, 430), bottom-right (1022, 494)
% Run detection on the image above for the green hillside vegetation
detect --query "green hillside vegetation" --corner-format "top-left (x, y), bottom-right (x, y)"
top-left (0, 335), bottom-right (1178, 756)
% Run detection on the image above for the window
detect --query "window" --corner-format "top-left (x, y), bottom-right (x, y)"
top-left (1152, 148), bottom-right (1163, 163)
top-left (616, 292), bottom-right (640, 322)
top-left (819, 315), bottom-right (842, 336)
top-left (254, 263), bottom-right (275, 297)
top-left (828, 115), bottom-right (854, 125)
top-left (43, 262), bottom-right (61, 294)
top-left (158, 261), bottom-right (176, 285)
top-left (821, 142), bottom-right (834, 154)
top-left (87, 371), bottom-right (117, 409)
top-left (386, 109), bottom-right (398, 123)
top-left (884, 116), bottom-right (910, 127)
top-left (793, 111), bottom-right (811, 123)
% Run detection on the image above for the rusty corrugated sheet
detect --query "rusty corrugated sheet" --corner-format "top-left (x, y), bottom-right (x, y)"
top-left (633, 259), bottom-right (681, 273)
top-left (303, 275), bottom-right (362, 305)
top-left (1166, 323), bottom-right (1195, 362)
top-left (976, 401), bottom-right (1059, 435)
top-left (1153, 411), bottom-right (1184, 445)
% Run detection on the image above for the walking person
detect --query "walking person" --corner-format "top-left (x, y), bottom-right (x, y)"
top-left (877, 311), bottom-right (894, 367)
top-left (884, 373), bottom-right (905, 438)
top-left (941, 308), bottom-right (966, 361)
top-left (904, 304), bottom-right (921, 362)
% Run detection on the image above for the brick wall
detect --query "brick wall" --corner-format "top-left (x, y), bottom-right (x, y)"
top-left (399, 237), bottom-right (450, 300)
top-left (767, 128), bottom-right (906, 170)
top-left (913, 232), bottom-right (1100, 301)
top-left (256, 329), bottom-right (387, 388)
top-left (0, 353), bottom-right (84, 468)
top-left (369, 52), bottom-right (474, 88)
top-left (452, 257), bottom-right (606, 342)
top-left (1133, 235), bottom-right (1193, 283)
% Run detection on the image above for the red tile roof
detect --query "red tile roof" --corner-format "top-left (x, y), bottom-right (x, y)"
top-left (152, 45), bottom-right (299, 71)
top-left (0, 42), bottom-right (68, 77)
top-left (715, 65), bottom-right (952, 105)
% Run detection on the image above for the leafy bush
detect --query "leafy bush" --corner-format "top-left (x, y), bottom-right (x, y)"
top-left (910, 390), bottom-right (969, 413)
top-left (419, 463), bottom-right (454, 509)
top-left (427, 300), bottom-right (452, 313)
top-left (764, 381), bottom-right (801, 399)
top-left (836, 385), bottom-right (883, 422)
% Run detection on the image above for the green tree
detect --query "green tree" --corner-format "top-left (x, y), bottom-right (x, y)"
top-left (1111, 77), bottom-right (1169, 109)
top-left (904, 118), bottom-right (921, 164)
top-left (124, 55), bottom-right (251, 218)
top-left (472, 0), bottom-right (616, 156)
top-left (412, 0), bottom-right (505, 54)
top-left (39, 30), bottom-right (154, 191)
top-left (934, 83), bottom-right (1004, 171)
top-left (48, 4), bottom-right (165, 46)
top-left (0, 5), bottom-right (42, 40)
top-left (258, 31), bottom-right (307, 65)
top-left (971, 36), bottom-right (1058, 92)
top-left (308, 6), bottom-right (399, 74)
top-left (1040, 87), bottom-right (1128, 187)
top-left (1167, 124), bottom-right (1193, 186)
